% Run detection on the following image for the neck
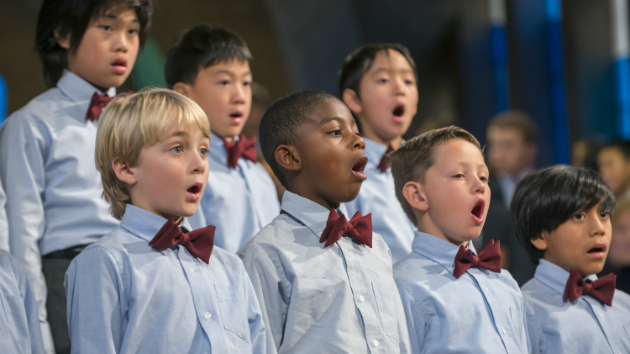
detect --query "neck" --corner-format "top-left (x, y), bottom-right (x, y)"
top-left (287, 183), bottom-right (339, 210)
top-left (416, 214), bottom-right (469, 248)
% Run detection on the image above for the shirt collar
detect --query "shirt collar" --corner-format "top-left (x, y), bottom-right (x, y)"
top-left (412, 231), bottom-right (477, 270)
top-left (209, 131), bottom-right (243, 162)
top-left (56, 70), bottom-right (116, 123)
top-left (120, 205), bottom-right (192, 243)
top-left (363, 137), bottom-right (388, 167)
top-left (534, 259), bottom-right (598, 295)
top-left (280, 190), bottom-right (349, 238)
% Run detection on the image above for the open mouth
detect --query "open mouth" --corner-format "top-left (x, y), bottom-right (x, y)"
top-left (351, 156), bottom-right (368, 181)
top-left (392, 105), bottom-right (405, 122)
top-left (111, 58), bottom-right (127, 74)
top-left (587, 245), bottom-right (606, 256)
top-left (187, 183), bottom-right (202, 195)
top-left (229, 112), bottom-right (243, 124)
top-left (470, 199), bottom-right (485, 224)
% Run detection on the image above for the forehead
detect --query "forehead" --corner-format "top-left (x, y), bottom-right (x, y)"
top-left (97, 4), bottom-right (138, 21)
top-left (599, 147), bottom-right (626, 160)
top-left (202, 59), bottom-right (251, 76)
top-left (305, 98), bottom-right (354, 125)
top-left (364, 49), bottom-right (414, 76)
top-left (432, 139), bottom-right (486, 166)
top-left (486, 126), bottom-right (526, 142)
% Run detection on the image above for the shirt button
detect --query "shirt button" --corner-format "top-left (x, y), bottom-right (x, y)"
top-left (359, 295), bottom-right (365, 302)
top-left (484, 286), bottom-right (488, 292)
top-left (373, 340), bottom-right (379, 347)
top-left (205, 312), bottom-right (212, 319)
top-left (190, 268), bottom-right (195, 273)
top-left (502, 328), bottom-right (506, 335)
top-left (599, 312), bottom-right (604, 317)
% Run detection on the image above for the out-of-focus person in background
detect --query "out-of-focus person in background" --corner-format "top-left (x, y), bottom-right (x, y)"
top-left (597, 141), bottom-right (630, 207)
top-left (605, 203), bottom-right (630, 293)
top-left (483, 110), bottom-right (538, 285)
top-left (243, 82), bottom-right (284, 200)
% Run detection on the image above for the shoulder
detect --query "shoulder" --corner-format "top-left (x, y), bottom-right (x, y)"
top-left (241, 214), bottom-right (300, 248)
top-left (73, 228), bottom-right (132, 265)
top-left (210, 246), bottom-right (247, 274)
top-left (4, 88), bottom-right (64, 125)
top-left (612, 288), bottom-right (630, 310)
top-left (393, 252), bottom-right (444, 294)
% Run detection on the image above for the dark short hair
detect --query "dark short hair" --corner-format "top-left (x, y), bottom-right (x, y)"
top-left (487, 110), bottom-right (537, 144)
top-left (165, 24), bottom-right (252, 87)
top-left (390, 126), bottom-right (482, 225)
top-left (600, 140), bottom-right (630, 159)
top-left (511, 165), bottom-right (615, 264)
top-left (259, 90), bottom-right (338, 187)
top-left (339, 43), bottom-right (417, 98)
top-left (36, 0), bottom-right (153, 88)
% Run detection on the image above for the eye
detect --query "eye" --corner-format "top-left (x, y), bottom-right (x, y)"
top-left (100, 25), bottom-right (112, 31)
top-left (219, 80), bottom-right (230, 86)
top-left (453, 173), bottom-right (464, 179)
top-left (377, 78), bottom-right (388, 84)
top-left (405, 79), bottom-right (414, 85)
top-left (600, 211), bottom-right (611, 218)
top-left (243, 81), bottom-right (251, 86)
top-left (199, 148), bottom-right (208, 156)
top-left (328, 129), bottom-right (342, 136)
top-left (573, 212), bottom-right (585, 221)
top-left (479, 176), bottom-right (488, 182)
top-left (170, 146), bottom-right (182, 154)
top-left (128, 28), bottom-right (139, 35)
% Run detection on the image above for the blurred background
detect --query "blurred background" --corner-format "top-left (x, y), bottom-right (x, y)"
top-left (2, 0), bottom-right (630, 286)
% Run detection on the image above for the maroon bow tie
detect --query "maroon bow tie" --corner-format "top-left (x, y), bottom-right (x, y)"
top-left (86, 92), bottom-right (113, 121)
top-left (563, 269), bottom-right (616, 306)
top-left (377, 144), bottom-right (395, 173)
top-left (453, 239), bottom-right (502, 279)
top-left (149, 218), bottom-right (215, 264)
top-left (319, 208), bottom-right (373, 248)
top-left (224, 134), bottom-right (257, 169)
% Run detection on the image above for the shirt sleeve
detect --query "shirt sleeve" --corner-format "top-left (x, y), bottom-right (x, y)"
top-left (0, 180), bottom-right (8, 251)
top-left (241, 263), bottom-right (267, 354)
top-left (64, 246), bottom-right (126, 353)
top-left (392, 281), bottom-right (412, 353)
top-left (238, 245), bottom-right (288, 354)
top-left (523, 302), bottom-right (543, 354)
top-left (0, 115), bottom-right (49, 330)
top-left (12, 257), bottom-right (46, 354)
top-left (396, 281), bottom-right (427, 354)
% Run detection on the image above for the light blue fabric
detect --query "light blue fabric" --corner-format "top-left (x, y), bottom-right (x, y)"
top-left (345, 138), bottom-right (415, 263)
top-left (521, 259), bottom-right (630, 354)
top-left (237, 191), bottom-right (411, 354)
top-left (65, 205), bottom-right (266, 354)
top-left (0, 249), bottom-right (45, 354)
top-left (394, 231), bottom-right (529, 354)
top-left (189, 132), bottom-right (279, 252)
top-left (0, 69), bottom-right (120, 349)
top-left (0, 180), bottom-right (8, 250)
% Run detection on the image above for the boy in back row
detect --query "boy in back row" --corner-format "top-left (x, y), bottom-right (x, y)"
top-left (391, 126), bottom-right (529, 353)
top-left (0, 0), bottom-right (153, 351)
top-left (238, 90), bottom-right (411, 353)
top-left (512, 165), bottom-right (630, 353)
top-left (65, 89), bottom-right (266, 353)
top-left (165, 24), bottom-right (280, 253)
top-left (340, 43), bottom-right (417, 263)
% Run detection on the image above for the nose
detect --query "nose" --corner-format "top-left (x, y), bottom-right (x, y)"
top-left (472, 175), bottom-right (487, 195)
top-left (351, 132), bottom-right (366, 151)
top-left (232, 82), bottom-right (248, 104)
top-left (190, 149), bottom-right (208, 175)
top-left (113, 29), bottom-right (128, 53)
top-left (590, 213), bottom-right (607, 237)
top-left (394, 77), bottom-right (406, 96)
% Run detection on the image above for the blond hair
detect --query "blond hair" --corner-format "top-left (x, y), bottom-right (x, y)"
top-left (95, 88), bottom-right (210, 219)
top-left (390, 126), bottom-right (482, 225)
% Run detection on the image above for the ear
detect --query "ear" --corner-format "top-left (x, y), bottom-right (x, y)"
top-left (402, 181), bottom-right (428, 212)
top-left (54, 28), bottom-right (71, 50)
top-left (173, 82), bottom-right (192, 97)
top-left (112, 158), bottom-right (137, 186)
top-left (342, 88), bottom-right (363, 116)
top-left (530, 231), bottom-right (549, 252)
top-left (274, 145), bottom-right (301, 173)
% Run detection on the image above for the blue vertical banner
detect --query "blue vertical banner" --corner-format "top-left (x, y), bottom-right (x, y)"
top-left (546, 0), bottom-right (570, 164)
top-left (489, 0), bottom-right (510, 113)
top-left (611, 0), bottom-right (630, 139)
top-left (0, 74), bottom-right (7, 125)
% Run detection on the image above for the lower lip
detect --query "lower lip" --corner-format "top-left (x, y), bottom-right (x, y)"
top-left (187, 191), bottom-right (201, 201)
top-left (352, 170), bottom-right (367, 181)
top-left (392, 115), bottom-right (404, 123)
top-left (112, 65), bottom-right (127, 74)
top-left (230, 116), bottom-right (243, 125)
top-left (587, 251), bottom-right (606, 258)
top-left (470, 214), bottom-right (484, 225)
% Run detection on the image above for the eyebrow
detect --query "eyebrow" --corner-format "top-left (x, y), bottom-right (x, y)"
top-left (102, 13), bottom-right (139, 23)
top-left (168, 131), bottom-right (190, 138)
top-left (319, 116), bottom-right (347, 126)
top-left (213, 70), bottom-right (252, 76)
top-left (370, 67), bottom-right (414, 75)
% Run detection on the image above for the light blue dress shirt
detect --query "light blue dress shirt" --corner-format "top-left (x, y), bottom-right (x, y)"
top-left (0, 70), bottom-right (120, 350)
top-left (345, 138), bottom-right (415, 263)
top-left (393, 231), bottom-right (529, 354)
top-left (237, 191), bottom-right (411, 354)
top-left (65, 205), bottom-right (266, 354)
top-left (0, 249), bottom-right (45, 354)
top-left (0, 180), bottom-right (8, 250)
top-left (521, 259), bottom-right (630, 354)
top-left (189, 132), bottom-right (279, 252)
